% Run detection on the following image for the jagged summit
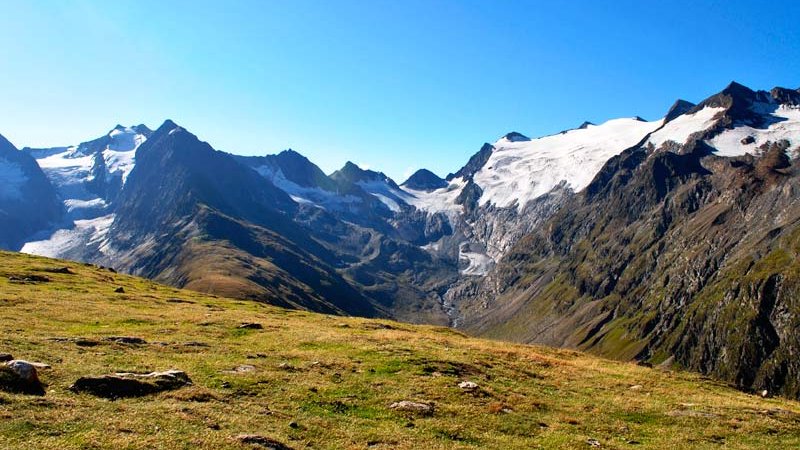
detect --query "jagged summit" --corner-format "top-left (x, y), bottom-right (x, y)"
top-left (401, 168), bottom-right (447, 191)
top-left (664, 99), bottom-right (697, 122)
top-left (578, 121), bottom-right (594, 129)
top-left (502, 131), bottom-right (530, 142)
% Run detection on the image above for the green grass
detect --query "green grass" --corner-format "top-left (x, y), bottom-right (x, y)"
top-left (0, 250), bottom-right (798, 449)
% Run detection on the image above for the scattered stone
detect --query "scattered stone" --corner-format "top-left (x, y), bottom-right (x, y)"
top-left (0, 354), bottom-right (12, 362)
top-left (239, 323), bottom-right (263, 330)
top-left (587, 438), bottom-right (601, 447)
top-left (741, 135), bottom-right (756, 145)
top-left (0, 360), bottom-right (46, 396)
top-left (166, 298), bottom-right (194, 304)
top-left (223, 365), bottom-right (256, 374)
top-left (760, 389), bottom-right (769, 398)
top-left (629, 384), bottom-right (643, 391)
top-left (181, 341), bottom-right (210, 348)
top-left (277, 362), bottom-right (296, 371)
top-left (8, 274), bottom-right (50, 283)
top-left (104, 336), bottom-right (147, 345)
top-left (247, 353), bottom-right (268, 359)
top-left (70, 369), bottom-right (191, 399)
top-left (114, 287), bottom-right (125, 293)
top-left (389, 401), bottom-right (434, 416)
top-left (234, 434), bottom-right (294, 449)
top-left (458, 381), bottom-right (479, 392)
top-left (288, 421), bottom-right (299, 429)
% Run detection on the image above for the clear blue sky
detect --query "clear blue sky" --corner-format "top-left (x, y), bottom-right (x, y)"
top-left (1, 1), bottom-right (798, 181)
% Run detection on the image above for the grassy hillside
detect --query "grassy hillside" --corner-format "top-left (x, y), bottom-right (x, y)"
top-left (0, 251), bottom-right (798, 449)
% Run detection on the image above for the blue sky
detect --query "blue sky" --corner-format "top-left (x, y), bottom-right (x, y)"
top-left (1, 1), bottom-right (798, 181)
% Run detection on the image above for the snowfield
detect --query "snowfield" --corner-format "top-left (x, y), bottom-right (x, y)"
top-left (708, 104), bottom-right (800, 157)
top-left (22, 126), bottom-right (148, 259)
top-left (648, 106), bottom-right (724, 148)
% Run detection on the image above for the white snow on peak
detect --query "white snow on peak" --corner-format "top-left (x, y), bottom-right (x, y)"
top-left (473, 117), bottom-right (664, 209)
top-left (23, 126), bottom-right (147, 260)
top-left (402, 177), bottom-right (467, 216)
top-left (0, 157), bottom-right (28, 200)
top-left (707, 104), bottom-right (800, 157)
top-left (648, 106), bottom-right (724, 149)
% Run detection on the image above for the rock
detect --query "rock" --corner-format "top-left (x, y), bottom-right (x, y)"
top-left (104, 336), bottom-right (147, 345)
top-left (760, 389), bottom-right (769, 398)
top-left (629, 384), bottom-right (643, 391)
top-left (0, 354), bottom-right (12, 362)
top-left (277, 362), bottom-right (296, 371)
top-left (741, 135), bottom-right (756, 145)
top-left (239, 322), bottom-right (263, 330)
top-left (114, 287), bottom-right (125, 293)
top-left (288, 421), bottom-right (299, 429)
top-left (43, 267), bottom-right (74, 274)
top-left (234, 434), bottom-right (294, 449)
top-left (458, 381), bottom-right (479, 391)
top-left (389, 401), bottom-right (434, 416)
top-left (587, 438), bottom-right (601, 447)
top-left (75, 339), bottom-right (100, 347)
top-left (0, 360), bottom-right (46, 395)
top-left (70, 369), bottom-right (191, 399)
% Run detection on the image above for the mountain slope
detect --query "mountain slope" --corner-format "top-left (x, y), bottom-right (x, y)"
top-left (104, 120), bottom-right (382, 317)
top-left (458, 83), bottom-right (800, 399)
top-left (0, 134), bottom-right (62, 249)
top-left (1, 250), bottom-right (798, 449)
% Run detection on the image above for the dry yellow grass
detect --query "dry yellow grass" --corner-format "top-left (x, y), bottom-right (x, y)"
top-left (0, 250), bottom-right (798, 449)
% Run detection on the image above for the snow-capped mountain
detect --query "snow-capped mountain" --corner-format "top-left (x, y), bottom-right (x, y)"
top-left (20, 125), bottom-right (151, 259)
top-left (3, 81), bottom-right (800, 398)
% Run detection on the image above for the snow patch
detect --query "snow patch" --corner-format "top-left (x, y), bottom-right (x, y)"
top-left (707, 104), bottom-right (800, 157)
top-left (459, 249), bottom-right (494, 276)
top-left (255, 165), bottom-right (361, 210)
top-left (21, 214), bottom-right (115, 258)
top-left (648, 107), bottom-right (724, 148)
top-left (401, 177), bottom-right (467, 216)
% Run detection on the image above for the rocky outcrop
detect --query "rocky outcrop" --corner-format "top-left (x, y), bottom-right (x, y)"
top-left (70, 369), bottom-right (192, 399)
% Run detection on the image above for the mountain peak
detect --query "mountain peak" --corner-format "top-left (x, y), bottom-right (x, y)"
top-left (578, 121), bottom-right (595, 129)
top-left (402, 168), bottom-right (447, 191)
top-left (664, 99), bottom-right (697, 122)
top-left (502, 131), bottom-right (530, 142)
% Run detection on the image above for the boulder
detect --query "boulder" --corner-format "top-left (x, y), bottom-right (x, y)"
top-left (0, 360), bottom-right (46, 395)
top-left (0, 354), bottom-right (12, 362)
top-left (70, 369), bottom-right (191, 399)
top-left (234, 434), bottom-right (294, 449)
top-left (458, 381), bottom-right (479, 392)
top-left (389, 400), bottom-right (434, 416)
top-left (239, 322), bottom-right (263, 330)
